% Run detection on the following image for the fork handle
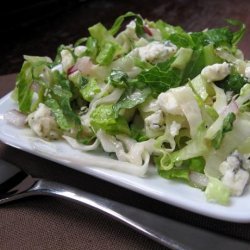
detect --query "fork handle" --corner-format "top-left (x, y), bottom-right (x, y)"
top-left (32, 179), bottom-right (249, 250)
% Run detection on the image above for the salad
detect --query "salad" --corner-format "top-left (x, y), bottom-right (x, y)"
top-left (11, 12), bottom-right (250, 205)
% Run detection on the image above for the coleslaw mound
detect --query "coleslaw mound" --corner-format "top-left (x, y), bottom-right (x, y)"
top-left (13, 12), bottom-right (250, 204)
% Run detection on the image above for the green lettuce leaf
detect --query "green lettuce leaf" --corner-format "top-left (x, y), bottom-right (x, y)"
top-left (134, 48), bottom-right (195, 95)
top-left (155, 156), bottom-right (205, 182)
top-left (171, 48), bottom-right (193, 70)
top-left (227, 19), bottom-right (246, 46)
top-left (212, 112), bottom-right (236, 149)
top-left (50, 71), bottom-right (72, 97)
top-left (205, 177), bottom-right (230, 205)
top-left (44, 71), bottom-right (81, 130)
top-left (90, 104), bottom-right (130, 135)
top-left (76, 127), bottom-right (96, 145)
top-left (60, 97), bottom-right (81, 128)
top-left (134, 14), bottom-right (144, 37)
top-left (201, 28), bottom-right (233, 47)
top-left (89, 23), bottom-right (114, 46)
top-left (16, 61), bottom-right (33, 113)
top-left (23, 55), bottom-right (52, 64)
top-left (16, 58), bottom-right (52, 113)
top-left (85, 37), bottom-right (98, 59)
top-left (96, 42), bottom-right (118, 65)
top-left (130, 123), bottom-right (149, 142)
top-left (133, 57), bottom-right (182, 95)
top-left (155, 18), bottom-right (245, 51)
top-left (47, 97), bottom-right (80, 131)
top-left (88, 22), bottom-right (121, 64)
top-left (113, 87), bottom-right (151, 115)
top-left (109, 12), bottom-right (140, 36)
top-left (154, 20), bottom-right (185, 40)
top-left (168, 32), bottom-right (194, 48)
top-left (108, 69), bottom-right (129, 88)
top-left (191, 19), bottom-right (245, 50)
top-left (74, 37), bottom-right (88, 47)
top-left (45, 98), bottom-right (70, 130)
top-left (182, 45), bottom-right (222, 84)
top-left (218, 72), bottom-right (248, 94)
top-left (134, 58), bottom-right (153, 70)
top-left (80, 78), bottom-right (101, 102)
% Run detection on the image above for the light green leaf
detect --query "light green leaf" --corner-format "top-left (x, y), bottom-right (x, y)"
top-left (90, 104), bottom-right (130, 135)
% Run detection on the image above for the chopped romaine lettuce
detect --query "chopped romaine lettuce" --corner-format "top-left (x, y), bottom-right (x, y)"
top-left (218, 72), bottom-right (248, 93)
top-left (134, 57), bottom-right (182, 95)
top-left (212, 112), bottom-right (236, 149)
top-left (108, 70), bottom-right (129, 88)
top-left (113, 87), bottom-right (151, 115)
top-left (205, 177), bottom-right (230, 205)
top-left (90, 104), bottom-right (130, 135)
top-left (156, 156), bottom-right (205, 182)
top-left (80, 78), bottom-right (101, 102)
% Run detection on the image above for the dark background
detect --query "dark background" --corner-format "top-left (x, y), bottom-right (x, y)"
top-left (1, 0), bottom-right (250, 76)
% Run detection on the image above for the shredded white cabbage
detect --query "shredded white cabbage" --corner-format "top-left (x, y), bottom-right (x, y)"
top-left (96, 130), bottom-right (155, 170)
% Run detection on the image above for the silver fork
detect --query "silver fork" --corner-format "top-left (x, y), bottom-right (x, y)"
top-left (0, 159), bottom-right (249, 250)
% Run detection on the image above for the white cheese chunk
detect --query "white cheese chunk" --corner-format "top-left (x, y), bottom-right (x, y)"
top-left (157, 91), bottom-right (183, 115)
top-left (27, 103), bottom-right (61, 140)
top-left (137, 41), bottom-right (177, 63)
top-left (219, 152), bottom-right (249, 196)
top-left (201, 62), bottom-right (230, 82)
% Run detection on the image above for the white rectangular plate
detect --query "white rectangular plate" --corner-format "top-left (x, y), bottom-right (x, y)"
top-left (0, 92), bottom-right (250, 222)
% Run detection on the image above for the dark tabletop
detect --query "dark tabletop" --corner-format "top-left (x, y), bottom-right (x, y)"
top-left (1, 1), bottom-right (250, 249)
top-left (1, 0), bottom-right (250, 75)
